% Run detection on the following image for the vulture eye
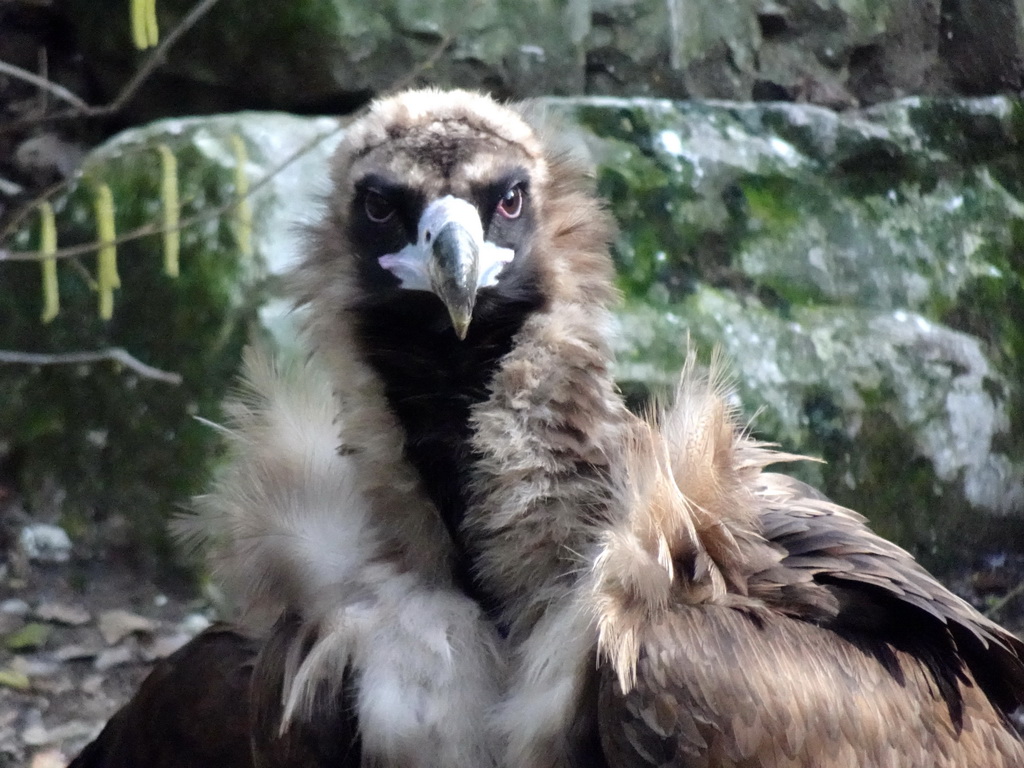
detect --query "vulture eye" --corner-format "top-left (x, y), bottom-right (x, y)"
top-left (364, 191), bottom-right (396, 223)
top-left (497, 184), bottom-right (524, 219)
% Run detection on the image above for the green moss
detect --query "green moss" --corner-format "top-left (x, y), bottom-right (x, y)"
top-left (833, 141), bottom-right (928, 198)
top-left (798, 396), bottom-right (975, 573)
top-left (941, 205), bottom-right (1024, 453)
top-left (5, 623), bottom-right (50, 652)
top-left (592, 144), bottom-right (698, 299)
top-left (907, 98), bottom-right (1022, 165)
top-left (737, 175), bottom-right (805, 235)
top-left (945, 277), bottom-right (1024, 458)
top-left (576, 104), bottom-right (659, 152)
top-left (585, 97), bottom-right (1024, 575)
top-left (816, 402), bottom-right (982, 573)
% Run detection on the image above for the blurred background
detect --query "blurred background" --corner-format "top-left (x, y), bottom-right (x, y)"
top-left (2, 1), bottom-right (1024, 763)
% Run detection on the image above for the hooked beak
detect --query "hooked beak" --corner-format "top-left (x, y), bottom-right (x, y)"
top-left (378, 196), bottom-right (513, 341)
top-left (429, 222), bottom-right (478, 340)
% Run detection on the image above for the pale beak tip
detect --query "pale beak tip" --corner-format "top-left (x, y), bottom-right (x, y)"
top-left (451, 313), bottom-right (471, 341)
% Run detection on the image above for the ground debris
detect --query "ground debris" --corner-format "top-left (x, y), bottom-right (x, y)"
top-left (30, 748), bottom-right (69, 768)
top-left (23, 717), bottom-right (96, 747)
top-left (5, 622), bottom-right (51, 651)
top-left (0, 537), bottom-right (212, 764)
top-left (93, 645), bottom-right (136, 672)
top-left (35, 603), bottom-right (91, 627)
top-left (97, 610), bottom-right (157, 646)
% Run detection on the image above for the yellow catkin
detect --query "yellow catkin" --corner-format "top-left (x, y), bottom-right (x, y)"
top-left (94, 183), bottom-right (120, 321)
top-left (230, 134), bottom-right (253, 258)
top-left (130, 0), bottom-right (149, 50)
top-left (145, 0), bottom-right (159, 47)
top-left (158, 144), bottom-right (180, 277)
top-left (39, 202), bottom-right (59, 323)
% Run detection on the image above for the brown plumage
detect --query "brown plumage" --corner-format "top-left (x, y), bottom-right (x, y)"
top-left (592, 359), bottom-right (1024, 766)
top-left (70, 625), bottom-right (258, 768)
top-left (71, 88), bottom-right (1024, 768)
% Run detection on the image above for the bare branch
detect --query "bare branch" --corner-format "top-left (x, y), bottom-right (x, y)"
top-left (0, 0), bottom-right (215, 240)
top-left (0, 121), bottom-right (344, 263)
top-left (385, 33), bottom-right (455, 95)
top-left (0, 176), bottom-right (68, 242)
top-left (100, 0), bottom-right (222, 117)
top-left (0, 59), bottom-right (90, 111)
top-left (0, 348), bottom-right (183, 384)
top-left (0, 0), bottom-right (222, 131)
top-left (984, 579), bottom-right (1024, 621)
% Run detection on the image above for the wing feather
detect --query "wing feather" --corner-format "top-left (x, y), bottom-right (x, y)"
top-left (600, 605), bottom-right (1024, 767)
top-left (595, 355), bottom-right (1024, 767)
top-left (68, 626), bottom-right (260, 768)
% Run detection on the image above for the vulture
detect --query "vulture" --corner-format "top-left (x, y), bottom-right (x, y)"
top-left (71, 88), bottom-right (1024, 768)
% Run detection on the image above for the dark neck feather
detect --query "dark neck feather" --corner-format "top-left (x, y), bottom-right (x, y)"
top-left (352, 286), bottom-right (543, 604)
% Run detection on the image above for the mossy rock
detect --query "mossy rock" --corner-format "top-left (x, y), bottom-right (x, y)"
top-left (561, 95), bottom-right (1024, 570)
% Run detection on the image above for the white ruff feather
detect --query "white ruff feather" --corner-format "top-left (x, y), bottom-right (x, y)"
top-left (182, 345), bottom-right (376, 623)
top-left (179, 345), bottom-right (503, 765)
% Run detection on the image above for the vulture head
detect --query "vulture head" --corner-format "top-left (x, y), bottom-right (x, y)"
top-left (299, 90), bottom-right (614, 344)
top-left (335, 90), bottom-right (543, 339)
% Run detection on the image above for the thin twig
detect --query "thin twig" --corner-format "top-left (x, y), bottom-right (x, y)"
top-left (984, 579), bottom-right (1024, 621)
top-left (99, 0), bottom-right (221, 118)
top-left (0, 59), bottom-right (90, 111)
top-left (385, 33), bottom-right (455, 95)
top-left (0, 139), bottom-right (203, 243)
top-left (37, 47), bottom-right (49, 114)
top-left (0, 122), bottom-right (344, 263)
top-left (0, 176), bottom-right (70, 242)
top-left (0, 0), bottom-right (224, 238)
top-left (0, 0), bottom-right (221, 131)
top-left (0, 348), bottom-right (182, 384)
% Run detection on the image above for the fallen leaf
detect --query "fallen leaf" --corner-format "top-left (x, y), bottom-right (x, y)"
top-left (0, 598), bottom-right (30, 616)
top-left (0, 666), bottom-right (31, 690)
top-left (35, 603), bottom-right (91, 627)
top-left (79, 674), bottom-right (104, 695)
top-left (23, 719), bottom-right (95, 747)
top-left (97, 610), bottom-right (155, 645)
top-left (12, 655), bottom-right (59, 678)
top-left (5, 622), bottom-right (50, 651)
top-left (93, 646), bottom-right (134, 672)
top-left (30, 749), bottom-right (68, 768)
